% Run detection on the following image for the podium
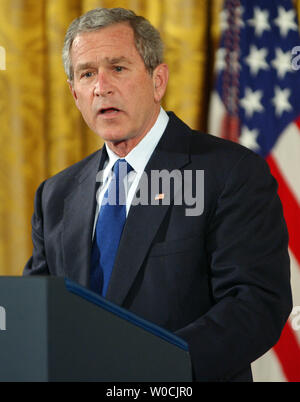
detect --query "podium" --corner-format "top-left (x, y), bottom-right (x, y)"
top-left (0, 276), bottom-right (192, 382)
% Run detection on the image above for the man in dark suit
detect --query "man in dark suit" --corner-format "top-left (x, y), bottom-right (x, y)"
top-left (23, 8), bottom-right (292, 381)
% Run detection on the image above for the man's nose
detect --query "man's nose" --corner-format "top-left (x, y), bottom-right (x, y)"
top-left (94, 71), bottom-right (113, 97)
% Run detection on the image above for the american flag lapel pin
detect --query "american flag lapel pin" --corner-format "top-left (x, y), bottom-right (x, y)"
top-left (155, 193), bottom-right (165, 201)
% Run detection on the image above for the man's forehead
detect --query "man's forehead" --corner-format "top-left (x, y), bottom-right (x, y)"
top-left (72, 23), bottom-right (135, 50)
top-left (71, 25), bottom-right (137, 60)
top-left (70, 26), bottom-right (146, 73)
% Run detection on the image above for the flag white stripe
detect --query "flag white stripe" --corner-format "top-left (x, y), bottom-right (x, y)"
top-left (251, 349), bottom-right (286, 382)
top-left (271, 122), bottom-right (300, 205)
top-left (208, 92), bottom-right (226, 135)
top-left (289, 249), bottom-right (300, 344)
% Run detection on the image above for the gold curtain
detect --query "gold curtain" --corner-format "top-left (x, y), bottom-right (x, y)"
top-left (0, 0), bottom-right (298, 275)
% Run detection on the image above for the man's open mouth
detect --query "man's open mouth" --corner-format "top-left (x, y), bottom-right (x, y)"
top-left (99, 107), bottom-right (120, 114)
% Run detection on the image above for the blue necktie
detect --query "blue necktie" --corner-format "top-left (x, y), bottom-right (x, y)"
top-left (90, 159), bottom-right (133, 296)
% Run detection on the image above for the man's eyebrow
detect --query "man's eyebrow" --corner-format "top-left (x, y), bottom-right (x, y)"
top-left (75, 62), bottom-right (96, 73)
top-left (106, 56), bottom-right (132, 65)
top-left (75, 57), bottom-right (132, 73)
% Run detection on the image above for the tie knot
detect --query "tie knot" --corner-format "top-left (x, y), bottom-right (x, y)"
top-left (108, 159), bottom-right (133, 206)
top-left (113, 159), bottom-right (133, 179)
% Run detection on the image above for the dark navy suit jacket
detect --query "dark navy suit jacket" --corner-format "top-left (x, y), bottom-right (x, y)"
top-left (24, 112), bottom-right (292, 381)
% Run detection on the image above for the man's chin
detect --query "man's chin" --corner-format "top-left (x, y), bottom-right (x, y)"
top-left (96, 132), bottom-right (129, 143)
top-left (98, 131), bottom-right (146, 156)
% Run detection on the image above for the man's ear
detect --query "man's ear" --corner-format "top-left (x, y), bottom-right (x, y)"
top-left (68, 80), bottom-right (80, 108)
top-left (152, 63), bottom-right (169, 103)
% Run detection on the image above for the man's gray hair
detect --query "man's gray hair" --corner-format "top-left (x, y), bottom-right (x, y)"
top-left (62, 7), bottom-right (164, 81)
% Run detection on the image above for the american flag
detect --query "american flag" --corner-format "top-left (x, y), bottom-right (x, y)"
top-left (209, 0), bottom-right (300, 381)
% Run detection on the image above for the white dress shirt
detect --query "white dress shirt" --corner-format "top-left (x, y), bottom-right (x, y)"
top-left (93, 107), bottom-right (169, 237)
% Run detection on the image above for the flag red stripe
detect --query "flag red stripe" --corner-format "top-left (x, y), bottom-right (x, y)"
top-left (266, 155), bottom-right (300, 267)
top-left (295, 116), bottom-right (300, 131)
top-left (273, 322), bottom-right (300, 382)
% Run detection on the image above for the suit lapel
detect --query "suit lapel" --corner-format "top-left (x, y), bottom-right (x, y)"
top-left (106, 113), bottom-right (191, 305)
top-left (62, 148), bottom-right (106, 287)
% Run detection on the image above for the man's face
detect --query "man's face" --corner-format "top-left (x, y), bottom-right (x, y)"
top-left (69, 23), bottom-right (168, 154)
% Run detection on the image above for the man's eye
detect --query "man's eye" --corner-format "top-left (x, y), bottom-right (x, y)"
top-left (82, 72), bottom-right (93, 78)
top-left (114, 66), bottom-right (124, 72)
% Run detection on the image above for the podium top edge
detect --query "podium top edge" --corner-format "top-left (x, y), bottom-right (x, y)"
top-left (64, 278), bottom-right (189, 353)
